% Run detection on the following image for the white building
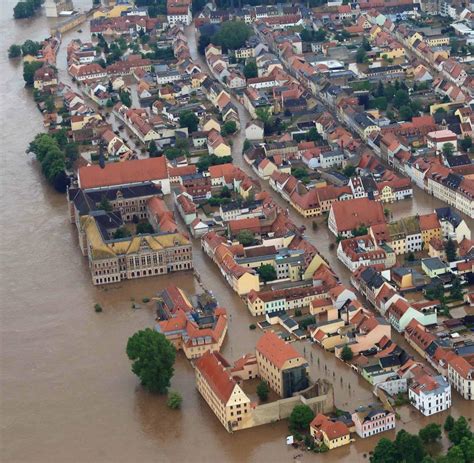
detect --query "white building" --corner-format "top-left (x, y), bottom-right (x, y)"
top-left (448, 357), bottom-right (474, 401)
top-left (409, 375), bottom-right (451, 416)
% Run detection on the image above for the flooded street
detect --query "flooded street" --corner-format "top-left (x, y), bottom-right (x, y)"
top-left (0, 8), bottom-right (471, 463)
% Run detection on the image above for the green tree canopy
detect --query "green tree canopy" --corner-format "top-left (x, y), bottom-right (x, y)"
top-left (370, 438), bottom-right (398, 463)
top-left (444, 415), bottom-right (455, 432)
top-left (167, 391), bottom-right (182, 409)
top-left (126, 328), bottom-right (176, 394)
top-left (8, 44), bottom-right (22, 58)
top-left (445, 238), bottom-right (457, 262)
top-left (442, 142), bottom-right (455, 156)
top-left (23, 61), bottom-right (43, 86)
top-left (419, 423), bottom-right (441, 444)
top-left (243, 59), bottom-right (258, 79)
top-left (256, 380), bottom-right (270, 402)
top-left (341, 345), bottom-right (353, 362)
top-left (179, 110), bottom-right (199, 133)
top-left (212, 21), bottom-right (252, 51)
top-left (221, 120), bottom-right (237, 136)
top-left (460, 136), bottom-right (472, 152)
top-left (256, 264), bottom-right (277, 283)
top-left (236, 229), bottom-right (255, 247)
top-left (289, 404), bottom-right (314, 432)
top-left (394, 430), bottom-right (426, 463)
top-left (449, 417), bottom-right (472, 445)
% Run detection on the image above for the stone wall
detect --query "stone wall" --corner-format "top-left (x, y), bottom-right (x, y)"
top-left (249, 380), bottom-right (334, 429)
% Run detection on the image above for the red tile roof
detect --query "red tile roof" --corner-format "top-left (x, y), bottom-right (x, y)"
top-left (78, 157), bottom-right (168, 189)
top-left (331, 198), bottom-right (385, 233)
top-left (256, 332), bottom-right (303, 369)
top-left (195, 351), bottom-right (236, 404)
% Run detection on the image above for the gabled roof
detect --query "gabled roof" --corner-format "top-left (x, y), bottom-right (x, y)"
top-left (195, 351), bottom-right (237, 404)
top-left (256, 332), bottom-right (304, 369)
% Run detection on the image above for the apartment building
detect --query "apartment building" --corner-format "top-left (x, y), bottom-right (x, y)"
top-left (195, 351), bottom-right (252, 432)
top-left (409, 374), bottom-right (451, 416)
top-left (351, 407), bottom-right (396, 438)
top-left (256, 332), bottom-right (309, 398)
top-left (448, 356), bottom-right (474, 401)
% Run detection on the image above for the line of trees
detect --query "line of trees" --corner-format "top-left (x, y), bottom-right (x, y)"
top-left (371, 416), bottom-right (473, 463)
top-left (28, 131), bottom-right (78, 192)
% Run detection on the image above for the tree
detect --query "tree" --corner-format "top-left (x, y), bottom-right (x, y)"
top-left (399, 105), bottom-right (413, 121)
top-left (212, 21), bottom-right (252, 51)
top-left (8, 44), bottom-right (22, 58)
top-left (221, 120), bottom-right (237, 136)
top-left (256, 264), bottom-right (277, 283)
top-left (256, 381), bottom-right (270, 402)
top-left (113, 227), bottom-right (131, 239)
top-left (459, 436), bottom-right (474, 463)
top-left (449, 417), bottom-right (472, 445)
top-left (341, 345), bottom-right (353, 362)
top-left (442, 143), bottom-right (455, 156)
top-left (446, 445), bottom-right (465, 463)
top-left (21, 39), bottom-right (41, 56)
top-left (236, 229), bottom-right (255, 246)
top-left (220, 185), bottom-right (231, 198)
top-left (126, 328), bottom-right (176, 394)
top-left (444, 415), bottom-right (455, 432)
top-left (255, 107), bottom-right (271, 124)
top-left (445, 238), bottom-right (457, 262)
top-left (450, 277), bottom-right (463, 301)
top-left (44, 95), bottom-right (55, 112)
top-left (167, 391), bottom-right (182, 409)
top-left (288, 404), bottom-right (314, 432)
top-left (179, 110), bottom-right (199, 133)
top-left (292, 167), bottom-right (309, 180)
top-left (419, 423), bottom-right (441, 444)
top-left (393, 89), bottom-right (410, 109)
top-left (370, 438), bottom-right (398, 463)
top-left (119, 89), bottom-right (131, 107)
top-left (394, 430), bottom-right (426, 463)
top-left (343, 165), bottom-right (356, 177)
top-left (306, 127), bottom-right (321, 142)
top-left (460, 136), bottom-right (472, 152)
top-left (407, 251), bottom-right (415, 262)
top-left (243, 139), bottom-right (251, 152)
top-left (99, 196), bottom-right (113, 212)
top-left (23, 61), bottom-right (43, 86)
top-left (356, 47), bottom-right (367, 64)
top-left (136, 222), bottom-right (154, 234)
top-left (149, 140), bottom-right (159, 158)
top-left (13, 0), bottom-right (38, 18)
top-left (243, 59), bottom-right (258, 79)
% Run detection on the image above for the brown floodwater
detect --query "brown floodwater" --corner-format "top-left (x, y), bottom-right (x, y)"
top-left (1, 9), bottom-right (472, 463)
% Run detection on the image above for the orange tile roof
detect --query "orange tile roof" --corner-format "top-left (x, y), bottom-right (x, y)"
top-left (195, 351), bottom-right (236, 404)
top-left (256, 332), bottom-right (303, 370)
top-left (331, 198), bottom-right (385, 232)
top-left (419, 213), bottom-right (440, 231)
top-left (78, 157), bottom-right (168, 189)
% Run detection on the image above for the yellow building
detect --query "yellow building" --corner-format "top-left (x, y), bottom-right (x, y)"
top-left (378, 185), bottom-right (395, 203)
top-left (419, 213), bottom-right (441, 249)
top-left (231, 270), bottom-right (259, 296)
top-left (195, 351), bottom-right (253, 432)
top-left (310, 414), bottom-right (351, 450)
top-left (93, 2), bottom-right (133, 18)
top-left (256, 332), bottom-right (309, 398)
top-left (71, 114), bottom-right (102, 131)
top-left (381, 47), bottom-right (405, 60)
top-left (408, 32), bottom-right (423, 46)
top-left (426, 36), bottom-right (450, 47)
top-left (202, 117), bottom-right (221, 133)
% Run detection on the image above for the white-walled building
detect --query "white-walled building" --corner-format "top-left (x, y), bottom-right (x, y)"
top-left (409, 375), bottom-right (451, 416)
